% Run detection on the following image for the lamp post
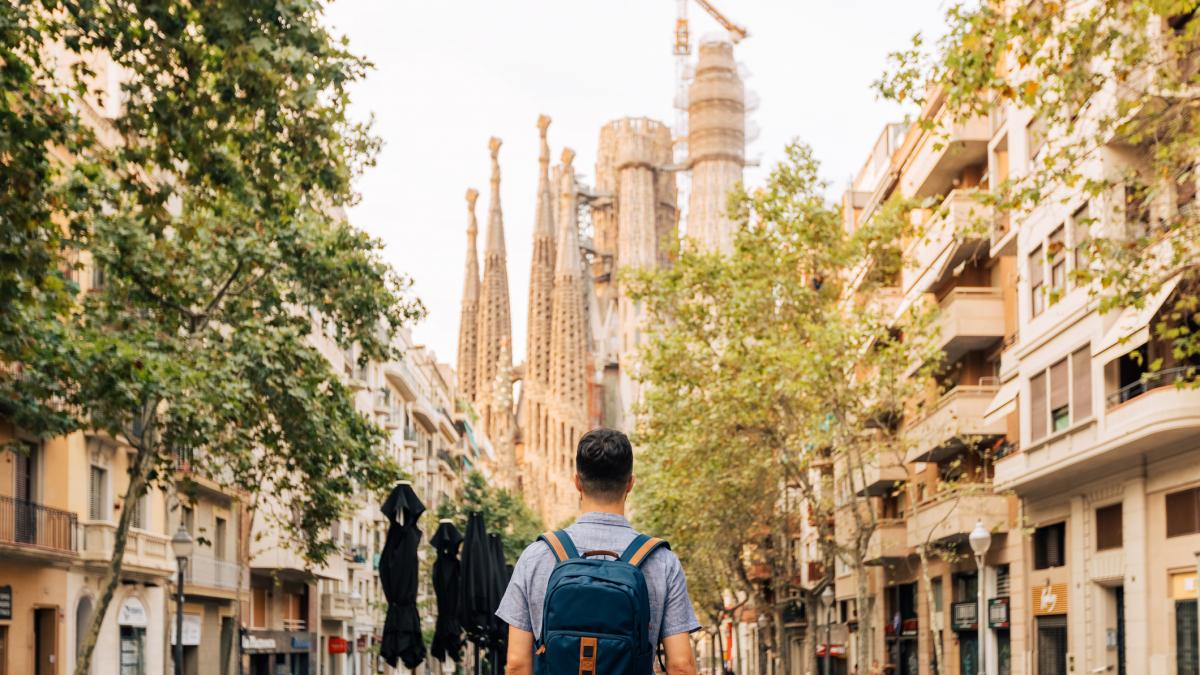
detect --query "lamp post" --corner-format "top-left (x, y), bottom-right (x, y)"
top-left (820, 585), bottom-right (834, 675)
top-left (969, 520), bottom-right (993, 675)
top-left (170, 525), bottom-right (194, 675)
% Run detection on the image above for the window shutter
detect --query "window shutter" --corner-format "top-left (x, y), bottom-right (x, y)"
top-left (1095, 503), bottom-right (1123, 550)
top-left (1049, 360), bottom-right (1069, 412)
top-left (1028, 246), bottom-right (1045, 287)
top-left (89, 466), bottom-right (104, 521)
top-left (1049, 226), bottom-right (1066, 264)
top-left (1030, 372), bottom-right (1048, 441)
top-left (1166, 487), bottom-right (1200, 538)
top-left (1071, 348), bottom-right (1092, 421)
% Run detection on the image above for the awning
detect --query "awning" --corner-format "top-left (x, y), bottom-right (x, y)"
top-left (983, 377), bottom-right (1020, 426)
top-left (1092, 275), bottom-right (1181, 365)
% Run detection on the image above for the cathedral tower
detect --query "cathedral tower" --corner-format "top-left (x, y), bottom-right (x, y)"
top-left (456, 188), bottom-right (481, 403)
top-left (524, 115), bottom-right (556, 466)
top-left (687, 37), bottom-right (745, 253)
top-left (475, 137), bottom-right (512, 439)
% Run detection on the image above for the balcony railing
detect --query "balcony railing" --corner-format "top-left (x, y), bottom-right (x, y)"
top-left (1106, 366), bottom-right (1197, 409)
top-left (281, 618), bottom-right (307, 631)
top-left (186, 553), bottom-right (240, 590)
top-left (0, 496), bottom-right (78, 554)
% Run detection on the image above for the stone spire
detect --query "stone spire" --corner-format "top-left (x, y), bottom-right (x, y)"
top-left (475, 137), bottom-right (512, 438)
top-left (457, 188), bottom-right (481, 403)
top-left (549, 148), bottom-right (588, 412)
top-left (526, 115), bottom-right (557, 395)
top-left (491, 338), bottom-right (517, 488)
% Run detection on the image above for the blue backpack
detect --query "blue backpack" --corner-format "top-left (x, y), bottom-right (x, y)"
top-left (534, 529), bottom-right (669, 675)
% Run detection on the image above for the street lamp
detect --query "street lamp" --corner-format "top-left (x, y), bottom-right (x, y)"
top-left (820, 585), bottom-right (835, 675)
top-left (170, 525), bottom-right (194, 675)
top-left (969, 520), bottom-right (993, 675)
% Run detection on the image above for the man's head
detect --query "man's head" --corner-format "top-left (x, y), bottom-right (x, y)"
top-left (574, 428), bottom-right (634, 505)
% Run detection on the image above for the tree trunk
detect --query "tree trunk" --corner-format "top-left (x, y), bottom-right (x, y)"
top-left (916, 543), bottom-right (944, 675)
top-left (773, 606), bottom-right (786, 675)
top-left (854, 550), bottom-right (872, 672)
top-left (74, 446), bottom-right (151, 675)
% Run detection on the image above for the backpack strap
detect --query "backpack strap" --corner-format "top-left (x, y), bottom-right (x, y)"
top-left (619, 533), bottom-right (670, 567)
top-left (538, 529), bottom-right (580, 562)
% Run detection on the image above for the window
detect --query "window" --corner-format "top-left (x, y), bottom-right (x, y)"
top-left (91, 262), bottom-right (106, 291)
top-left (1048, 226), bottom-right (1066, 300)
top-left (1177, 170), bottom-right (1196, 214)
top-left (1071, 348), bottom-right (1092, 422)
top-left (119, 625), bottom-right (145, 675)
top-left (181, 505), bottom-right (194, 534)
top-left (129, 492), bottom-right (146, 530)
top-left (1029, 245), bottom-right (1045, 316)
top-left (1124, 179), bottom-right (1152, 238)
top-left (215, 517), bottom-right (227, 561)
top-left (1166, 487), bottom-right (1200, 538)
top-left (89, 465), bottom-right (109, 521)
top-left (1027, 116), bottom-right (1046, 163)
top-left (1179, 600), bottom-right (1199, 675)
top-left (1095, 503), bottom-right (1123, 550)
top-left (250, 587), bottom-right (267, 628)
top-left (1037, 616), bottom-right (1069, 675)
top-left (1030, 372), bottom-right (1048, 441)
top-left (996, 564), bottom-right (1011, 597)
top-left (1071, 202), bottom-right (1091, 273)
top-left (1034, 522), bottom-right (1066, 569)
top-left (1049, 359), bottom-right (1069, 432)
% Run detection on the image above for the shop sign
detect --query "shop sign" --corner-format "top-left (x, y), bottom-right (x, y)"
top-left (988, 597), bottom-right (1010, 629)
top-left (901, 618), bottom-right (918, 636)
top-left (951, 601), bottom-right (978, 631)
top-left (1170, 572), bottom-right (1197, 600)
top-left (117, 597), bottom-right (148, 627)
top-left (815, 644), bottom-right (846, 657)
top-left (328, 637), bottom-right (348, 654)
top-left (242, 635), bottom-right (277, 652)
top-left (170, 614), bottom-right (202, 646)
top-left (1031, 583), bottom-right (1068, 616)
top-left (291, 636), bottom-right (312, 650)
top-left (0, 586), bottom-right (11, 620)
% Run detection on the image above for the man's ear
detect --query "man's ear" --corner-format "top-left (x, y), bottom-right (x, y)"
top-left (626, 474), bottom-right (635, 494)
top-left (574, 474), bottom-right (583, 494)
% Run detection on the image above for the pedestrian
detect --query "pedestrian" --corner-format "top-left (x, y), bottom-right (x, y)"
top-left (496, 428), bottom-right (702, 675)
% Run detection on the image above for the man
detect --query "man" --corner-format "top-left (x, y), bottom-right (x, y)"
top-left (496, 428), bottom-right (701, 675)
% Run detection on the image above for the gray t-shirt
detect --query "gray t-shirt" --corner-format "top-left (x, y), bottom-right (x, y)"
top-left (495, 512), bottom-right (702, 647)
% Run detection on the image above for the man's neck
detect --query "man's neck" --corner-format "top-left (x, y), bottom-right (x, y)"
top-left (579, 499), bottom-right (625, 517)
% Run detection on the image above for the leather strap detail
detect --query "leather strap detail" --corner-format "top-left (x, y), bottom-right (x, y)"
top-left (628, 537), bottom-right (665, 566)
top-left (579, 636), bottom-right (597, 675)
top-left (582, 550), bottom-right (621, 559)
top-left (540, 530), bottom-right (569, 562)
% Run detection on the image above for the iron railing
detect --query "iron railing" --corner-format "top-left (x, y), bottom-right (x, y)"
top-left (1106, 366), bottom-right (1197, 408)
top-left (0, 495), bottom-right (78, 553)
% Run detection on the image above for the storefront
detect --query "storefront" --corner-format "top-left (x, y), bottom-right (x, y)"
top-left (988, 597), bottom-right (1011, 675)
top-left (118, 597), bottom-right (149, 675)
top-left (1171, 571), bottom-right (1198, 675)
top-left (1032, 583), bottom-right (1069, 675)
top-left (242, 629), bottom-right (314, 675)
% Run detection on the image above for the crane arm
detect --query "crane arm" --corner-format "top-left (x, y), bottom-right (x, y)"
top-left (692, 0), bottom-right (748, 43)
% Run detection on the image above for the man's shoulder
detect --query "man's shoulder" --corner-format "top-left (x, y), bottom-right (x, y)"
top-left (515, 538), bottom-right (557, 567)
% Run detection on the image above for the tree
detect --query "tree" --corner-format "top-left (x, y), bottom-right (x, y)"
top-left (438, 470), bottom-right (546, 563)
top-left (628, 143), bottom-right (943, 674)
top-left (877, 0), bottom-right (1200, 378)
top-left (1, 4), bottom-right (423, 674)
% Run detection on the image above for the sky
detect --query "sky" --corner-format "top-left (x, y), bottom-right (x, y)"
top-left (323, 0), bottom-right (950, 371)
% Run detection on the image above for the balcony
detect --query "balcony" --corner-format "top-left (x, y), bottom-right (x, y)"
top-left (898, 107), bottom-right (989, 200)
top-left (865, 519), bottom-right (908, 565)
top-left (347, 544), bottom-right (369, 567)
top-left (907, 385), bottom-right (1006, 463)
top-left (0, 497), bottom-right (78, 561)
top-left (320, 591), bottom-right (361, 621)
top-left (852, 453), bottom-right (907, 497)
top-left (902, 190), bottom-right (993, 298)
top-left (372, 389), bottom-right (392, 414)
top-left (82, 521), bottom-right (174, 576)
top-left (384, 361), bottom-right (420, 402)
top-left (935, 287), bottom-right (1005, 363)
top-left (186, 553), bottom-right (241, 592)
top-left (907, 486), bottom-right (1008, 547)
top-left (996, 371), bottom-right (1200, 495)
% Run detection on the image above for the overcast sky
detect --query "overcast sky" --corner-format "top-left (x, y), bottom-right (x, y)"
top-left (323, 0), bottom-right (949, 370)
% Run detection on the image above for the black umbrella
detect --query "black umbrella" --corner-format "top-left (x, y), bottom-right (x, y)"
top-left (487, 533), bottom-right (509, 675)
top-left (379, 482), bottom-right (427, 670)
top-left (458, 511), bottom-right (493, 675)
top-left (430, 519), bottom-right (465, 664)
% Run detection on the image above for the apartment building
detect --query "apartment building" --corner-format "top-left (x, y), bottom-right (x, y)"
top-left (830, 88), bottom-right (1023, 675)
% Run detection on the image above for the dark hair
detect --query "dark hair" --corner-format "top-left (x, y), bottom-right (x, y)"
top-left (576, 428), bottom-right (633, 501)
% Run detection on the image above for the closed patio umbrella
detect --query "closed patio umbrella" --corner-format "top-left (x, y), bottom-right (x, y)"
top-left (379, 481), bottom-right (426, 670)
top-left (487, 532), bottom-right (509, 675)
top-left (458, 511), bottom-right (492, 675)
top-left (430, 519), bottom-right (465, 664)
